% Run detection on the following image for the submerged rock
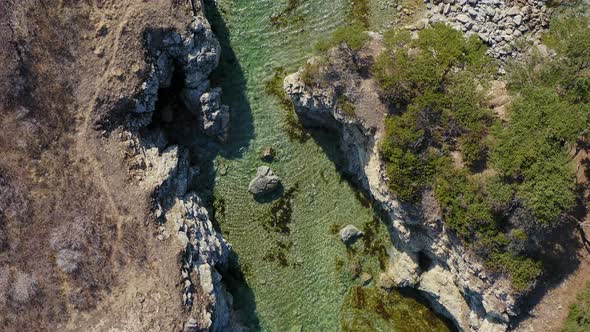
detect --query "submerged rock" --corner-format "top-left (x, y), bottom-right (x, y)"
top-left (339, 225), bottom-right (363, 245)
top-left (260, 147), bottom-right (275, 161)
top-left (248, 166), bottom-right (281, 195)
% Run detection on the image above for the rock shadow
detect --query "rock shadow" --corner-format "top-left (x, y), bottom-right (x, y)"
top-left (205, 3), bottom-right (255, 160)
top-left (221, 251), bottom-right (261, 331)
top-left (252, 183), bottom-right (285, 204)
top-left (302, 124), bottom-right (458, 329)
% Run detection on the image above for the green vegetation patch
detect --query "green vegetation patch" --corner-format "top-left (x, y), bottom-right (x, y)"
top-left (347, 0), bottom-right (371, 28)
top-left (340, 286), bottom-right (450, 332)
top-left (374, 18), bottom-right (590, 291)
top-left (375, 23), bottom-right (495, 202)
top-left (314, 23), bottom-right (370, 53)
top-left (338, 94), bottom-right (356, 118)
top-left (270, 0), bottom-right (305, 27)
top-left (564, 280), bottom-right (590, 332)
top-left (263, 185), bottom-right (299, 234)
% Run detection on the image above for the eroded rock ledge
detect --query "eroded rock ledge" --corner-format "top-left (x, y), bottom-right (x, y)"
top-left (112, 7), bottom-right (238, 332)
top-left (283, 41), bottom-right (519, 332)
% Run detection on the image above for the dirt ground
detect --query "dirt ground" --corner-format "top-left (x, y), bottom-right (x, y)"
top-left (0, 0), bottom-right (199, 330)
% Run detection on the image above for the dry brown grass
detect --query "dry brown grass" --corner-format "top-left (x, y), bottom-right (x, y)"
top-left (0, 0), bottom-right (196, 330)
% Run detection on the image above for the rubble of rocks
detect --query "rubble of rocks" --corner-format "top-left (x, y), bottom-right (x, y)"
top-left (423, 0), bottom-right (553, 60)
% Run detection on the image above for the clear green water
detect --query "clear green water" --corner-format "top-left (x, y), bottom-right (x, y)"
top-left (205, 1), bottom-right (451, 331)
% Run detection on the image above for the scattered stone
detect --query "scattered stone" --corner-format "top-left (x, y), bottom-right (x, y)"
top-left (339, 225), bottom-right (363, 245)
top-left (93, 47), bottom-right (104, 58)
top-left (248, 166), bottom-right (281, 196)
top-left (95, 22), bottom-right (108, 37)
top-left (260, 147), bottom-right (275, 161)
top-left (456, 14), bottom-right (470, 24)
top-left (419, 0), bottom-right (552, 61)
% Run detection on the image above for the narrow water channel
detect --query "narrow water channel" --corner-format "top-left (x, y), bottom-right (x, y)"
top-left (204, 0), bottom-right (452, 330)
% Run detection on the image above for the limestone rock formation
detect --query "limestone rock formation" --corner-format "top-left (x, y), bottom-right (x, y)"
top-left (199, 87), bottom-right (230, 142)
top-left (248, 166), bottom-right (282, 196)
top-left (130, 16), bottom-right (230, 133)
top-left (283, 38), bottom-right (523, 331)
top-left (119, 10), bottom-right (239, 332)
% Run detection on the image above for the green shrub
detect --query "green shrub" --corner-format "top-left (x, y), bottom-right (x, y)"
top-left (434, 160), bottom-right (494, 239)
top-left (490, 87), bottom-right (583, 223)
top-left (300, 61), bottom-right (321, 86)
top-left (564, 281), bottom-right (590, 332)
top-left (315, 23), bottom-right (369, 53)
top-left (338, 94), bottom-right (356, 117)
top-left (377, 24), bottom-right (494, 202)
top-left (484, 175), bottom-right (514, 213)
top-left (487, 253), bottom-right (542, 292)
top-left (460, 132), bottom-right (486, 167)
top-left (374, 24), bottom-right (495, 106)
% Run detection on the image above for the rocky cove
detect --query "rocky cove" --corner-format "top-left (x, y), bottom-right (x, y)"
top-left (84, 0), bottom-right (570, 331)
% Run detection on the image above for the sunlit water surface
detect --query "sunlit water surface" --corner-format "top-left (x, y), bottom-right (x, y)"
top-left (206, 1), bottom-right (451, 330)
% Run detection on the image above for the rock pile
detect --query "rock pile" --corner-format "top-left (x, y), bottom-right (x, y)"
top-left (424, 0), bottom-right (553, 60)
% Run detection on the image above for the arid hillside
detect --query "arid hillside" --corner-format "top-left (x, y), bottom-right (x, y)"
top-left (0, 1), bottom-right (205, 330)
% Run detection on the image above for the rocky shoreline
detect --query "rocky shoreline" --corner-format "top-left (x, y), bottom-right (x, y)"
top-left (280, 0), bottom-right (563, 330)
top-left (283, 43), bottom-right (517, 332)
top-left (115, 5), bottom-right (238, 331)
top-left (403, 0), bottom-right (553, 62)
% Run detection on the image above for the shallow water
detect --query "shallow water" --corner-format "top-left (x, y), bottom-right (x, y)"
top-left (206, 0), bottom-right (450, 330)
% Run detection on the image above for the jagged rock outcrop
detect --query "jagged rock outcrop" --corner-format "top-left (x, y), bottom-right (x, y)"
top-left (199, 87), bottom-right (230, 142)
top-left (283, 42), bottom-right (519, 331)
top-left (129, 15), bottom-right (230, 142)
top-left (118, 9), bottom-right (238, 332)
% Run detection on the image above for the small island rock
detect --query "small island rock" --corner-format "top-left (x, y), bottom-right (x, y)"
top-left (339, 225), bottom-right (363, 245)
top-left (248, 166), bottom-right (281, 195)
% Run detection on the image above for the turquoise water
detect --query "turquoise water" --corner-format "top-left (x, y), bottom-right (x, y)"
top-left (205, 1), bottom-right (450, 330)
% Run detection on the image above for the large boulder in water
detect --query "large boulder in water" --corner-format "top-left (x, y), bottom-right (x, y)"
top-left (339, 225), bottom-right (363, 245)
top-left (248, 166), bottom-right (281, 196)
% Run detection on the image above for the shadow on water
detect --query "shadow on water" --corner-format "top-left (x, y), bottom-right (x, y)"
top-left (205, 3), bottom-right (255, 160)
top-left (305, 126), bottom-right (459, 331)
top-left (202, 3), bottom-right (261, 329)
top-left (221, 251), bottom-right (261, 331)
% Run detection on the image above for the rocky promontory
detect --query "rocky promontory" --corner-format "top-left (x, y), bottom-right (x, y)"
top-left (283, 35), bottom-right (527, 332)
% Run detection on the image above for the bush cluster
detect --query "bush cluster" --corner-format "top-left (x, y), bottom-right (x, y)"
top-left (564, 280), bottom-right (590, 332)
top-left (314, 23), bottom-right (369, 54)
top-left (376, 23), bottom-right (495, 202)
top-left (375, 18), bottom-right (589, 291)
